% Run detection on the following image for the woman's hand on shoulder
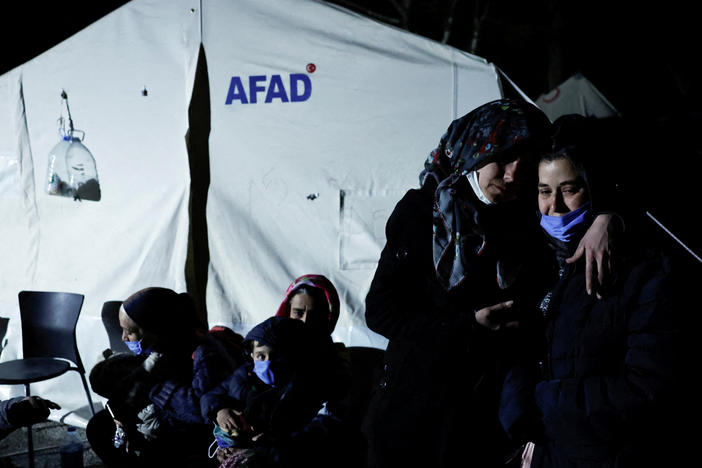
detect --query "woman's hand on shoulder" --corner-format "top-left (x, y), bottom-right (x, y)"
top-left (566, 213), bottom-right (620, 298)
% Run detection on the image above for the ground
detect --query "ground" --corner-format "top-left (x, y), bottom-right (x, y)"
top-left (0, 421), bottom-right (104, 468)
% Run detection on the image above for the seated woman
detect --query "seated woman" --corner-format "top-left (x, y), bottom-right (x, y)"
top-left (86, 287), bottom-right (242, 467)
top-left (274, 275), bottom-right (353, 414)
top-left (499, 115), bottom-right (681, 468)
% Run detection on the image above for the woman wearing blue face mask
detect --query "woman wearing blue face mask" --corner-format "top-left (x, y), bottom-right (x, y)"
top-left (86, 287), bottom-right (242, 468)
top-left (499, 115), bottom-right (684, 468)
top-left (118, 304), bottom-right (153, 356)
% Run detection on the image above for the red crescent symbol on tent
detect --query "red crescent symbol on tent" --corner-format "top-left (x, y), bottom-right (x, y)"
top-left (306, 63), bottom-right (316, 73)
top-left (542, 88), bottom-right (561, 103)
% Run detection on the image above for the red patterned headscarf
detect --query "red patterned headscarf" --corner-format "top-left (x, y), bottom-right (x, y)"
top-left (274, 274), bottom-right (341, 334)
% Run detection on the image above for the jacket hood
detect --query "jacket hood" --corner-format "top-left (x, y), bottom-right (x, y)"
top-left (243, 316), bottom-right (325, 364)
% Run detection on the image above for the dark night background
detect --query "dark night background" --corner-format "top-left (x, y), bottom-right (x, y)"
top-left (2, 0), bottom-right (700, 272)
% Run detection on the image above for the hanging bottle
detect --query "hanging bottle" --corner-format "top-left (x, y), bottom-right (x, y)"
top-left (45, 90), bottom-right (101, 201)
top-left (65, 136), bottom-right (100, 201)
top-left (46, 136), bottom-right (71, 197)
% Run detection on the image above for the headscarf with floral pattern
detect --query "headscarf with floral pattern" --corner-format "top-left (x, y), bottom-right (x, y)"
top-left (421, 99), bottom-right (551, 290)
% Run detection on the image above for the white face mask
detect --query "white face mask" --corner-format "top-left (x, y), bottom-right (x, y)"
top-left (466, 171), bottom-right (493, 205)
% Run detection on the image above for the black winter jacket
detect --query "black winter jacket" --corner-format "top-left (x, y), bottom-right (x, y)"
top-left (500, 233), bottom-right (682, 468)
top-left (363, 179), bottom-right (550, 468)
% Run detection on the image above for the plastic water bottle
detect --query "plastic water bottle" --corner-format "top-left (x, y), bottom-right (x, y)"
top-left (59, 426), bottom-right (84, 468)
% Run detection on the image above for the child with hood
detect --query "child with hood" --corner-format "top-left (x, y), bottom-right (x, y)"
top-left (202, 316), bottom-right (357, 468)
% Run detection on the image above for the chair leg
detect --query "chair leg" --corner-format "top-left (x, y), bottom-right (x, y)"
top-left (24, 383), bottom-right (35, 468)
top-left (79, 372), bottom-right (97, 416)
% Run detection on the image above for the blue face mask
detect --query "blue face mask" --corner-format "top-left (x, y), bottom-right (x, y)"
top-left (253, 359), bottom-right (275, 386)
top-left (124, 339), bottom-right (152, 356)
top-left (208, 424), bottom-right (237, 458)
top-left (124, 339), bottom-right (144, 355)
top-left (540, 202), bottom-right (591, 243)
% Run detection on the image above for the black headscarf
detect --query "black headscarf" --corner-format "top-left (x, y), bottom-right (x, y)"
top-left (122, 287), bottom-right (198, 346)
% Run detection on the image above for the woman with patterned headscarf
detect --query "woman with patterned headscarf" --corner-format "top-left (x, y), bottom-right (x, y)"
top-left (362, 99), bottom-right (620, 468)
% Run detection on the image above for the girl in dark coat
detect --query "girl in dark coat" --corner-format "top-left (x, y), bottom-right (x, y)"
top-left (499, 115), bottom-right (682, 467)
top-left (86, 287), bottom-right (241, 467)
top-left (362, 100), bottom-right (621, 468)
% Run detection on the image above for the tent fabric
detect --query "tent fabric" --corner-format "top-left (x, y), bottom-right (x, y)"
top-left (0, 0), bottom-right (199, 425)
top-left (535, 72), bottom-right (620, 121)
top-left (0, 0), bottom-right (504, 424)
top-left (202, 0), bottom-right (502, 347)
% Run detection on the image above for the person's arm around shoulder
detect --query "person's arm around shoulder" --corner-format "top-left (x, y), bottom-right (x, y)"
top-left (567, 213), bottom-right (625, 298)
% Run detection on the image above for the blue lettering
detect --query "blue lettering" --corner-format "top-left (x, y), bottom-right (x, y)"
top-left (265, 75), bottom-right (289, 103)
top-left (225, 74), bottom-right (312, 105)
top-left (249, 75), bottom-right (267, 104)
top-left (290, 74), bottom-right (312, 102)
top-left (225, 77), bottom-right (248, 104)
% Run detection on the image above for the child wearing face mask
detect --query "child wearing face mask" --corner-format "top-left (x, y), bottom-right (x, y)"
top-left (202, 316), bottom-right (358, 468)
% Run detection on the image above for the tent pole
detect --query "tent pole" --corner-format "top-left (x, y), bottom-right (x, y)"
top-left (646, 211), bottom-right (702, 264)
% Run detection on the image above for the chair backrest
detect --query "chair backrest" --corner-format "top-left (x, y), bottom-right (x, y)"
top-left (0, 317), bottom-right (9, 355)
top-left (101, 300), bottom-right (129, 352)
top-left (18, 291), bottom-right (85, 371)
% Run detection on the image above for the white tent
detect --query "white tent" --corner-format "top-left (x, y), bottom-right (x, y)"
top-left (0, 0), bottom-right (508, 425)
top-left (535, 72), bottom-right (620, 121)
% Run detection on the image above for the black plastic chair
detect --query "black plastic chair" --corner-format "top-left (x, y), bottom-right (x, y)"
top-left (100, 300), bottom-right (129, 353)
top-left (0, 291), bottom-right (96, 468)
